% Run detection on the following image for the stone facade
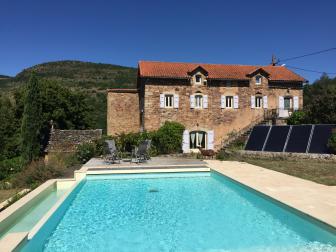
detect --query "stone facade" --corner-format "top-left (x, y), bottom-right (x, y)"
top-left (107, 89), bottom-right (140, 135)
top-left (107, 61), bottom-right (305, 152)
top-left (139, 77), bottom-right (302, 150)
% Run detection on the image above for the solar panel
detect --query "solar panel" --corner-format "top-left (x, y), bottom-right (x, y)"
top-left (308, 125), bottom-right (336, 154)
top-left (285, 125), bottom-right (312, 153)
top-left (263, 126), bottom-right (290, 152)
top-left (245, 126), bottom-right (270, 151)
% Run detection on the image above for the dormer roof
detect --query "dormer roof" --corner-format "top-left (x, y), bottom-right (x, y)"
top-left (187, 66), bottom-right (208, 76)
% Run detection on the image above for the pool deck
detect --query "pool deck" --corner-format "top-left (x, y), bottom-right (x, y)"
top-left (206, 160), bottom-right (336, 229)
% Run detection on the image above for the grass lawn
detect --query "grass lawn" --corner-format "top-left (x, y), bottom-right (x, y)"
top-left (224, 155), bottom-right (336, 186)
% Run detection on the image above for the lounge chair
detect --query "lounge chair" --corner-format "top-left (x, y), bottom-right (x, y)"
top-left (104, 140), bottom-right (121, 164)
top-left (132, 140), bottom-right (151, 163)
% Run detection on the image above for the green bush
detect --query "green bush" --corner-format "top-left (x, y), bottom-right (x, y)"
top-left (76, 142), bottom-right (97, 164)
top-left (0, 156), bottom-right (25, 181)
top-left (327, 131), bottom-right (336, 154)
top-left (152, 121), bottom-right (185, 154)
top-left (287, 111), bottom-right (307, 125)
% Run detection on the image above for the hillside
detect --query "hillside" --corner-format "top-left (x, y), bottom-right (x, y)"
top-left (0, 60), bottom-right (138, 132)
top-left (0, 60), bottom-right (137, 90)
top-left (0, 74), bottom-right (11, 79)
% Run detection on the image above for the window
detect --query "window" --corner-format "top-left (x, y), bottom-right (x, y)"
top-left (255, 96), bottom-right (263, 108)
top-left (226, 96), bottom-right (233, 108)
top-left (164, 94), bottom-right (174, 108)
top-left (226, 81), bottom-right (232, 87)
top-left (255, 75), bottom-right (262, 85)
top-left (195, 94), bottom-right (203, 108)
top-left (195, 75), bottom-right (202, 84)
top-left (190, 131), bottom-right (207, 149)
top-left (284, 97), bottom-right (292, 110)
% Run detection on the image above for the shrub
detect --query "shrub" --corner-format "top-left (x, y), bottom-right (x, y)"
top-left (287, 111), bottom-right (306, 125)
top-left (76, 142), bottom-right (97, 164)
top-left (327, 131), bottom-right (336, 154)
top-left (152, 121), bottom-right (185, 154)
top-left (12, 159), bottom-right (67, 188)
top-left (0, 156), bottom-right (25, 181)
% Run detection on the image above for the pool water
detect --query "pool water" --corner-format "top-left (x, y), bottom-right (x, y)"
top-left (0, 188), bottom-right (67, 239)
top-left (23, 172), bottom-right (336, 252)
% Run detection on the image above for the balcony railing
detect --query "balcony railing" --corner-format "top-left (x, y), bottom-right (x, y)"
top-left (264, 108), bottom-right (294, 120)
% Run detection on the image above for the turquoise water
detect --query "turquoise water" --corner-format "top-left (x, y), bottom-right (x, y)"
top-left (0, 188), bottom-right (66, 239)
top-left (23, 172), bottom-right (336, 252)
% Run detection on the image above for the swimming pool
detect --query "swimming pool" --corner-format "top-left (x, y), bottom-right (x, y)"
top-left (21, 172), bottom-right (336, 252)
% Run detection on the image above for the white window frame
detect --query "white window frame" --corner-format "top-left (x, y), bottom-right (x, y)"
top-left (255, 96), bottom-right (263, 108)
top-left (195, 74), bottom-right (202, 85)
top-left (195, 94), bottom-right (203, 109)
top-left (225, 96), bottom-right (234, 108)
top-left (164, 94), bottom-right (174, 108)
top-left (255, 75), bottom-right (262, 85)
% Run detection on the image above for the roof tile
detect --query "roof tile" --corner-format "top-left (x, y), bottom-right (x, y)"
top-left (138, 61), bottom-right (306, 82)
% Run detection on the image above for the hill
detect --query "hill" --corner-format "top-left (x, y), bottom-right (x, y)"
top-left (0, 60), bottom-right (138, 132)
top-left (0, 60), bottom-right (137, 90)
top-left (0, 74), bottom-right (11, 79)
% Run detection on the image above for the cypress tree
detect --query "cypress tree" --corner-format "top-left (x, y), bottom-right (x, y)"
top-left (21, 73), bottom-right (42, 162)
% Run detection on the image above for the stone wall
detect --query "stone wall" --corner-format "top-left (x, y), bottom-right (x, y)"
top-left (142, 77), bottom-right (303, 150)
top-left (47, 129), bottom-right (102, 153)
top-left (238, 150), bottom-right (336, 161)
top-left (107, 89), bottom-right (140, 136)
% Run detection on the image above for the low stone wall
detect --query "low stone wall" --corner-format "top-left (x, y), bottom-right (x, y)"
top-left (238, 150), bottom-right (336, 161)
top-left (46, 129), bottom-right (102, 153)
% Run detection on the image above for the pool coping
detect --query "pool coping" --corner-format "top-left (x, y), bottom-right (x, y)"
top-left (1, 161), bottom-right (336, 251)
top-left (206, 160), bottom-right (336, 231)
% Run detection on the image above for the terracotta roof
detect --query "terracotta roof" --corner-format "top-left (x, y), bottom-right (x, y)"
top-left (138, 61), bottom-right (306, 82)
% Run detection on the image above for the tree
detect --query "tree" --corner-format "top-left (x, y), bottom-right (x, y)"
top-left (21, 73), bottom-right (43, 162)
top-left (0, 95), bottom-right (20, 160)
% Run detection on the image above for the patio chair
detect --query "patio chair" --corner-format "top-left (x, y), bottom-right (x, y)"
top-left (104, 140), bottom-right (121, 164)
top-left (132, 140), bottom-right (151, 163)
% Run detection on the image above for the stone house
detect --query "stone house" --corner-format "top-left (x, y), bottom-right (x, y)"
top-left (107, 61), bottom-right (306, 152)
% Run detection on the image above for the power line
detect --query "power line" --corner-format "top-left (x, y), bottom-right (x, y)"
top-left (278, 47), bottom-right (336, 63)
top-left (286, 65), bottom-right (336, 75)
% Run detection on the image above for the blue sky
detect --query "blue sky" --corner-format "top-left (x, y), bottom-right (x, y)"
top-left (1, 0), bottom-right (335, 82)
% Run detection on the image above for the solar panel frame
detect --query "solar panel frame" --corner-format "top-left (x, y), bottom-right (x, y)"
top-left (263, 126), bottom-right (291, 152)
top-left (245, 126), bottom-right (270, 151)
top-left (285, 125), bottom-right (313, 153)
top-left (308, 124), bottom-right (336, 154)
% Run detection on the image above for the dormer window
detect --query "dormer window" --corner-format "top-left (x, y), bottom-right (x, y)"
top-left (195, 75), bottom-right (202, 84)
top-left (255, 75), bottom-right (262, 85)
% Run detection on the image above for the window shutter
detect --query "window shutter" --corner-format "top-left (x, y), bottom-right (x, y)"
top-left (203, 95), bottom-right (208, 108)
top-left (207, 130), bottom-right (214, 150)
top-left (160, 94), bottom-right (165, 108)
top-left (293, 96), bottom-right (299, 110)
top-left (233, 95), bottom-right (239, 109)
top-left (221, 95), bottom-right (226, 108)
top-left (279, 96), bottom-right (284, 109)
top-left (190, 95), bottom-right (195, 108)
top-left (251, 96), bottom-right (255, 108)
top-left (173, 94), bottom-right (179, 108)
top-left (182, 130), bottom-right (190, 153)
top-left (263, 96), bottom-right (268, 109)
